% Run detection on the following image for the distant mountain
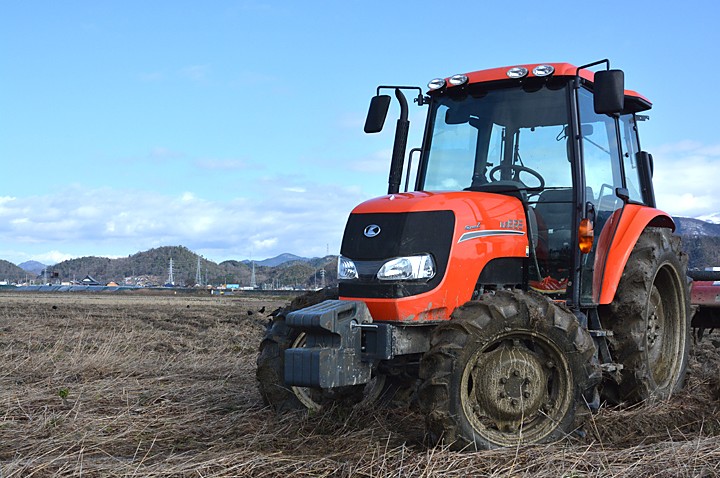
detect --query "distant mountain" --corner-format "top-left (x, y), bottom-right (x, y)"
top-left (674, 216), bottom-right (720, 237)
top-left (50, 246), bottom-right (214, 287)
top-left (0, 260), bottom-right (29, 282)
top-left (28, 246), bottom-right (338, 289)
top-left (255, 253), bottom-right (309, 267)
top-left (674, 216), bottom-right (720, 269)
top-left (18, 260), bottom-right (46, 275)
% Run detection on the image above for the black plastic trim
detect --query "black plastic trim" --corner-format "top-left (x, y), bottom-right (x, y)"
top-left (339, 210), bottom-right (455, 299)
top-left (478, 257), bottom-right (525, 286)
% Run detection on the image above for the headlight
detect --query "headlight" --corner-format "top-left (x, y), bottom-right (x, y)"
top-left (377, 255), bottom-right (436, 281)
top-left (506, 66), bottom-right (529, 78)
top-left (448, 74), bottom-right (468, 86)
top-left (428, 78), bottom-right (446, 90)
top-left (337, 256), bottom-right (358, 280)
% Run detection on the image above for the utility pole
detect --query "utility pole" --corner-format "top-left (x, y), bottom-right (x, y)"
top-left (195, 256), bottom-right (202, 286)
top-left (167, 258), bottom-right (175, 286)
top-left (250, 260), bottom-right (257, 289)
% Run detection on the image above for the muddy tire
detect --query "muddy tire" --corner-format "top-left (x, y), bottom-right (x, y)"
top-left (418, 290), bottom-right (598, 450)
top-left (256, 287), bottom-right (390, 411)
top-left (601, 227), bottom-right (690, 403)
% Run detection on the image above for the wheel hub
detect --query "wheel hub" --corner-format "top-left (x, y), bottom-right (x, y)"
top-left (473, 343), bottom-right (547, 421)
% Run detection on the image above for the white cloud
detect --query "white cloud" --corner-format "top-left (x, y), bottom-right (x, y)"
top-left (652, 141), bottom-right (720, 218)
top-left (34, 250), bottom-right (74, 265)
top-left (0, 182), bottom-right (365, 264)
top-left (253, 238), bottom-right (278, 250)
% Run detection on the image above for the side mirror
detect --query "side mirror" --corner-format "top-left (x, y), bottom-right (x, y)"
top-left (364, 95), bottom-right (391, 133)
top-left (594, 69), bottom-right (624, 115)
top-left (637, 151), bottom-right (656, 207)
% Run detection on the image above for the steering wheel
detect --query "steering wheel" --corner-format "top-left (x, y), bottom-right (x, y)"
top-left (489, 164), bottom-right (545, 190)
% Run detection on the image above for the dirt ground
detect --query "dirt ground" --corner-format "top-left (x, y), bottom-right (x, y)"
top-left (1, 291), bottom-right (719, 477)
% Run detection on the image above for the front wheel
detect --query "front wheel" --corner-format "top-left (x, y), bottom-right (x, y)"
top-left (418, 290), bottom-right (598, 450)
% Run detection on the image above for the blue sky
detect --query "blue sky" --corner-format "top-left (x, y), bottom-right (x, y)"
top-left (2, 1), bottom-right (719, 266)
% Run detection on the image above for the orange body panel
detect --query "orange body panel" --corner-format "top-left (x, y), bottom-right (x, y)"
top-left (447, 62), bottom-right (650, 105)
top-left (596, 204), bottom-right (675, 304)
top-left (340, 192), bottom-right (528, 323)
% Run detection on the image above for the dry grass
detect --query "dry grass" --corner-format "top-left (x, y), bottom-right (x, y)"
top-left (1, 292), bottom-right (719, 477)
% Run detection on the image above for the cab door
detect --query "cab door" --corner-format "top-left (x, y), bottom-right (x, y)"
top-left (576, 87), bottom-right (625, 305)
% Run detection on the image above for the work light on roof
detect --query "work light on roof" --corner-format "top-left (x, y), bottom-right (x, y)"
top-left (532, 65), bottom-right (555, 77)
top-left (506, 67), bottom-right (529, 78)
top-left (449, 74), bottom-right (468, 86)
top-left (428, 78), bottom-right (446, 90)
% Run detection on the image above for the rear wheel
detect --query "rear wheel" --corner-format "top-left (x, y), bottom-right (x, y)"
top-left (601, 227), bottom-right (690, 403)
top-left (418, 290), bottom-right (598, 450)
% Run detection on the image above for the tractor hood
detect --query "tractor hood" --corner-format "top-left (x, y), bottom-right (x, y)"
top-left (339, 191), bottom-right (529, 322)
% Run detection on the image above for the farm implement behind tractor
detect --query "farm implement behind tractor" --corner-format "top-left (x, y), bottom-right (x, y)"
top-left (690, 270), bottom-right (720, 339)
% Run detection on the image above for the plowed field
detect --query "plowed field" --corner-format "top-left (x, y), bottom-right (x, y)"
top-left (1, 292), bottom-right (719, 477)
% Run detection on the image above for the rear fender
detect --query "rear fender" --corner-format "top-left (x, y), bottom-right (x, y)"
top-left (596, 204), bottom-right (674, 304)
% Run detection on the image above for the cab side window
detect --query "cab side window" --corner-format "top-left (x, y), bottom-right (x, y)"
top-left (577, 88), bottom-right (623, 209)
top-left (619, 114), bottom-right (644, 203)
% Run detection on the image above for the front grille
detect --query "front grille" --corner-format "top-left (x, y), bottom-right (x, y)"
top-left (339, 210), bottom-right (455, 299)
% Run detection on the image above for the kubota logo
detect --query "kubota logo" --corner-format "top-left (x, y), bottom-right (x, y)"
top-left (364, 224), bottom-right (381, 238)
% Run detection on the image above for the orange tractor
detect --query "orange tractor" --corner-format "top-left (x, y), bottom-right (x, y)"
top-left (257, 60), bottom-right (691, 449)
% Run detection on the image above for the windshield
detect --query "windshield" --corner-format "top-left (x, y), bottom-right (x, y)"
top-left (420, 81), bottom-right (573, 193)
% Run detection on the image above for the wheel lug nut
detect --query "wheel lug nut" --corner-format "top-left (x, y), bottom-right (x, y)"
top-left (523, 391), bottom-right (530, 398)
top-left (511, 399), bottom-right (518, 406)
top-left (546, 361), bottom-right (555, 368)
top-left (513, 370), bottom-right (520, 377)
top-left (500, 377), bottom-right (507, 384)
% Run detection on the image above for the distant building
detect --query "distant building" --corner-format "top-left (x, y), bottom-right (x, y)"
top-left (81, 275), bottom-right (101, 286)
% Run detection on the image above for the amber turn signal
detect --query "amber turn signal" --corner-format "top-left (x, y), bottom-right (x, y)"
top-left (578, 218), bottom-right (594, 254)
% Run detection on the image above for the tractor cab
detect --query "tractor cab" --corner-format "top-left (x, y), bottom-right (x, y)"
top-left (370, 61), bottom-right (656, 306)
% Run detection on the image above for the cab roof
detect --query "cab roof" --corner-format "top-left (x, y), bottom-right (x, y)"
top-left (441, 62), bottom-right (652, 113)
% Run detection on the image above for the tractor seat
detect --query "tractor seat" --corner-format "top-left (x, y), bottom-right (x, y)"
top-left (533, 189), bottom-right (573, 260)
